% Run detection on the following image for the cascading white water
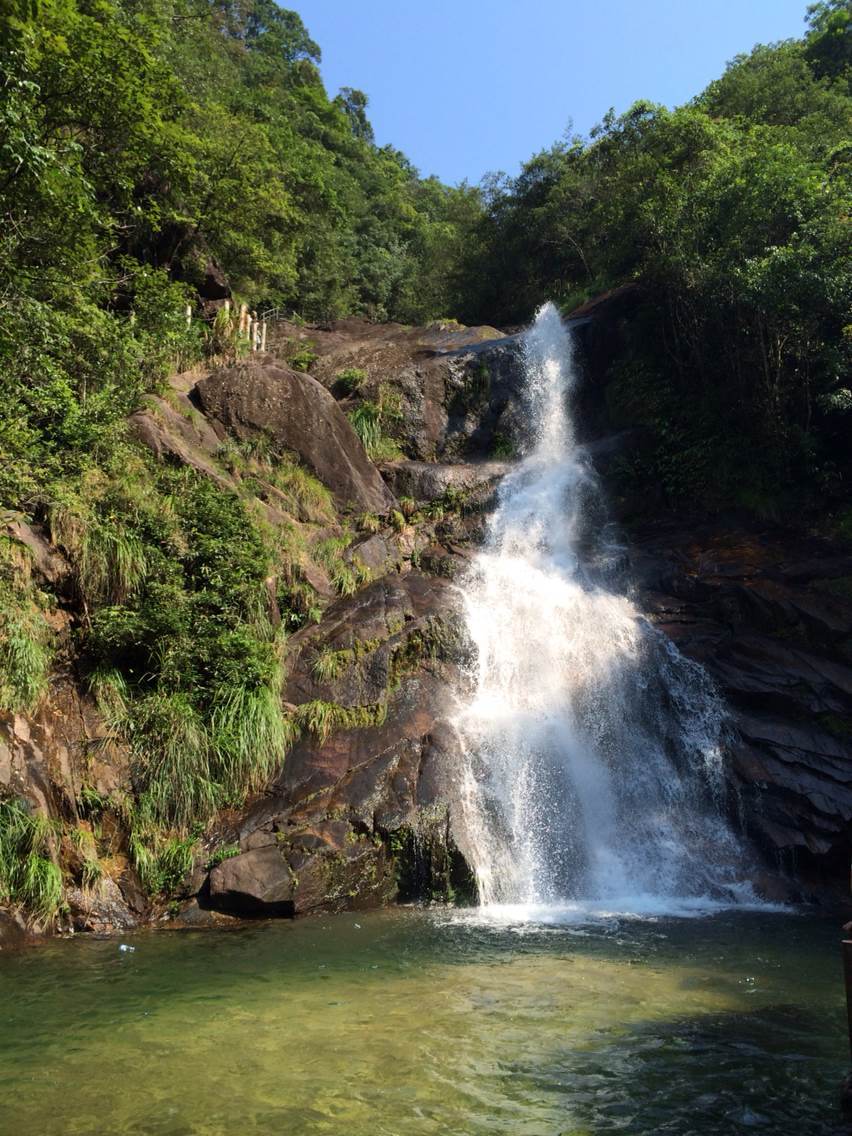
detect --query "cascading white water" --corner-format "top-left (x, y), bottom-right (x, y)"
top-left (455, 302), bottom-right (751, 914)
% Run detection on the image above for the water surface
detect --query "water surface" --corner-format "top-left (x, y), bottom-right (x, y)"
top-left (0, 907), bottom-right (847, 1135)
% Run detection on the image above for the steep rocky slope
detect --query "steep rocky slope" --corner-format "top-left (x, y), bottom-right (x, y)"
top-left (2, 314), bottom-right (851, 939)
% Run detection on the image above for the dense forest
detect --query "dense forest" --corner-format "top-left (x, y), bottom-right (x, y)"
top-left (0, 0), bottom-right (849, 917)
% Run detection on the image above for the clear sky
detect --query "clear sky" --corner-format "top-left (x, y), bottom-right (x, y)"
top-left (293, 0), bottom-right (812, 185)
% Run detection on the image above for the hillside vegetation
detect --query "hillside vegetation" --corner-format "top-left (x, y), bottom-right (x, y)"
top-left (459, 1), bottom-right (851, 515)
top-left (0, 0), bottom-right (849, 923)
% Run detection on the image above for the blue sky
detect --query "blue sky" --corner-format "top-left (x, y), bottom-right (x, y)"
top-left (293, 0), bottom-right (812, 185)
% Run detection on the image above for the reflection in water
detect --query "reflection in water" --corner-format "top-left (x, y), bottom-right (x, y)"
top-left (0, 909), bottom-right (845, 1135)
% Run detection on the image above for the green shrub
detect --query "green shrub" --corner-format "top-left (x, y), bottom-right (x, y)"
top-left (334, 367), bottom-right (368, 395)
top-left (289, 343), bottom-right (318, 372)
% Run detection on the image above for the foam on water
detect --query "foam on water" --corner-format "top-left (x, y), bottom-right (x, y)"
top-left (453, 302), bottom-right (759, 917)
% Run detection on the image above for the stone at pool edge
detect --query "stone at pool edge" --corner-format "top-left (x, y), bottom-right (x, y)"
top-left (207, 846), bottom-right (296, 918)
top-left (203, 831), bottom-right (396, 919)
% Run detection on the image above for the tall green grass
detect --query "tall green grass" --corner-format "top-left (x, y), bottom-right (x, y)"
top-left (314, 535), bottom-right (372, 597)
top-left (129, 692), bottom-right (217, 832)
top-left (210, 678), bottom-right (296, 805)
top-left (270, 460), bottom-right (336, 525)
top-left (0, 542), bottom-right (52, 712)
top-left (0, 798), bottom-right (62, 922)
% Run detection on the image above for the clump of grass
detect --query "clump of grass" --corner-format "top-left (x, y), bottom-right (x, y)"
top-left (312, 647), bottom-right (353, 683)
top-left (49, 475), bottom-right (150, 609)
top-left (0, 540), bottom-right (53, 712)
top-left (294, 699), bottom-right (388, 744)
top-left (156, 834), bottom-right (198, 894)
top-left (210, 677), bottom-right (296, 805)
top-left (270, 459), bottom-right (335, 524)
top-left (357, 512), bottom-right (382, 534)
top-left (205, 843), bottom-right (241, 870)
top-left (130, 693), bottom-right (217, 832)
top-left (348, 402), bottom-right (383, 453)
top-left (314, 536), bottom-right (372, 597)
top-left (347, 385), bottom-right (404, 461)
top-left (335, 367), bottom-right (367, 396)
top-left (127, 815), bottom-right (198, 896)
top-left (0, 798), bottom-right (62, 922)
top-left (0, 603), bottom-right (52, 712)
top-left (68, 823), bottom-right (105, 891)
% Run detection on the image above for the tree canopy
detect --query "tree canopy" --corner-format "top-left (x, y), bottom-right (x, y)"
top-left (457, 3), bottom-right (851, 512)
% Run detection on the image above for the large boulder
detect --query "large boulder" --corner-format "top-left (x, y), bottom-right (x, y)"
top-left (194, 360), bottom-right (395, 513)
top-left (129, 390), bottom-right (228, 486)
top-left (207, 845), bottom-right (296, 917)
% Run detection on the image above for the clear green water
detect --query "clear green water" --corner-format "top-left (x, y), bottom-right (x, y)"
top-left (0, 907), bottom-right (848, 1135)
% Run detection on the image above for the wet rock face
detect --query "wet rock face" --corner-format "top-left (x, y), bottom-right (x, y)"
top-left (633, 524), bottom-right (852, 893)
top-left (200, 571), bottom-right (473, 919)
top-left (384, 339), bottom-right (527, 461)
top-left (195, 360), bottom-right (395, 513)
top-left (66, 879), bottom-right (139, 934)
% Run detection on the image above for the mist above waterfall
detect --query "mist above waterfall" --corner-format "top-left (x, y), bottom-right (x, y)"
top-left (454, 303), bottom-right (752, 914)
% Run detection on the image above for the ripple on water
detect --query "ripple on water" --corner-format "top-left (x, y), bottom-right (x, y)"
top-left (0, 907), bottom-right (846, 1136)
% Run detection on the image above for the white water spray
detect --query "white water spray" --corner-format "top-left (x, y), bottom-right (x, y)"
top-left (455, 303), bottom-right (750, 913)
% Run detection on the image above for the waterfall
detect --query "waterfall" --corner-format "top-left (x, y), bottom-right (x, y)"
top-left (454, 302), bottom-right (751, 914)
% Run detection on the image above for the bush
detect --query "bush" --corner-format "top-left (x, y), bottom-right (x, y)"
top-left (334, 367), bottom-right (368, 396)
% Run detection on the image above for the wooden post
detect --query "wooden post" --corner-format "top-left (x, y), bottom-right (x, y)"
top-left (185, 303), bottom-right (192, 329)
top-left (246, 315), bottom-right (254, 349)
top-left (224, 299), bottom-right (230, 315)
top-left (261, 320), bottom-right (267, 353)
top-left (239, 303), bottom-right (248, 338)
top-left (251, 311), bottom-right (258, 351)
